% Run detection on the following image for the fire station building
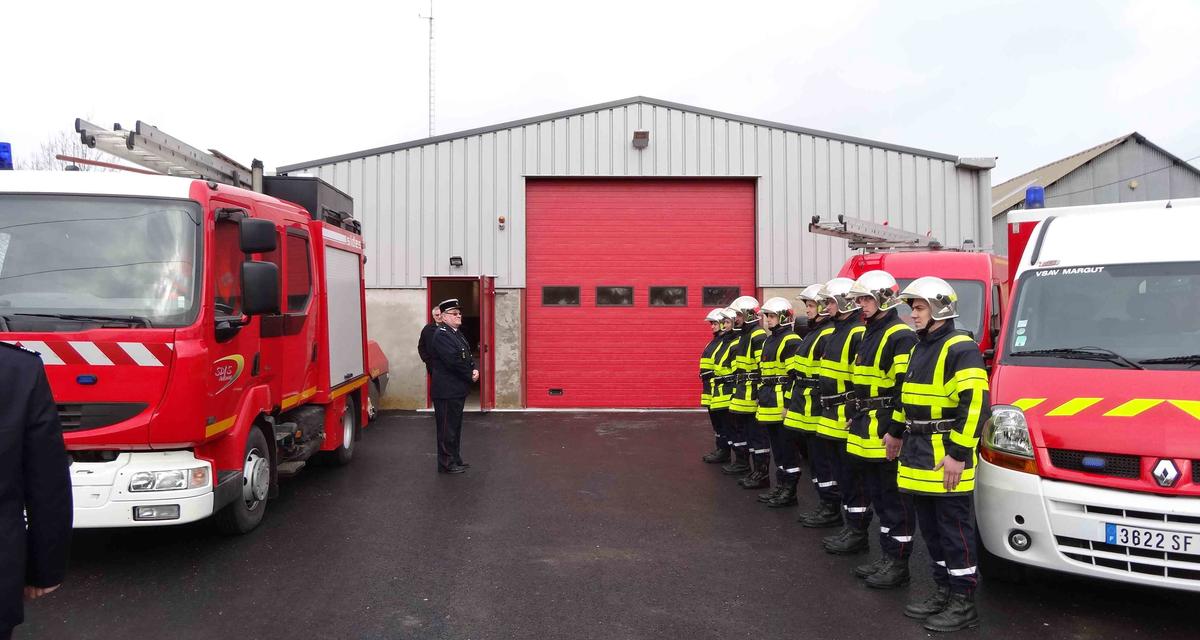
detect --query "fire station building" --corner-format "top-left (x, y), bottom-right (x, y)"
top-left (277, 97), bottom-right (994, 410)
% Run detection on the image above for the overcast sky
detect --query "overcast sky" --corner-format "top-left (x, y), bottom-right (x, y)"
top-left (3, 0), bottom-right (1197, 183)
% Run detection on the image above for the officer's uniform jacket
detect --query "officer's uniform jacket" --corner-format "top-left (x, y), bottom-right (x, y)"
top-left (430, 325), bottom-right (477, 400)
top-left (816, 314), bottom-right (866, 440)
top-left (894, 320), bottom-right (991, 495)
top-left (728, 321), bottom-right (767, 415)
top-left (783, 318), bottom-right (835, 432)
top-left (0, 342), bottom-right (72, 633)
top-left (846, 309), bottom-right (917, 460)
top-left (708, 331), bottom-right (738, 411)
top-left (755, 324), bottom-right (801, 422)
top-left (699, 331), bottom-right (724, 408)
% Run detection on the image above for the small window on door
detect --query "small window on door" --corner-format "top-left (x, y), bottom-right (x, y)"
top-left (286, 233), bottom-right (313, 312)
top-left (702, 286), bottom-right (740, 307)
top-left (596, 286), bottom-right (634, 306)
top-left (213, 221), bottom-right (243, 318)
top-left (650, 286), bottom-right (687, 307)
top-left (542, 286), bottom-right (580, 306)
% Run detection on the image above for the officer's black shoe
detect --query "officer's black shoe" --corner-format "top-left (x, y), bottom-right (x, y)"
top-left (721, 450), bottom-right (750, 475)
top-left (822, 526), bottom-right (852, 547)
top-left (799, 501), bottom-right (843, 528)
top-left (865, 557), bottom-right (911, 589)
top-left (766, 485), bottom-right (798, 508)
top-left (923, 593), bottom-right (979, 632)
top-left (757, 486), bottom-right (784, 503)
top-left (853, 556), bottom-right (889, 579)
top-left (455, 461), bottom-right (471, 468)
top-left (904, 586), bottom-right (951, 620)
top-left (739, 470), bottom-right (770, 490)
top-left (824, 527), bottom-right (869, 555)
top-left (703, 447), bottom-right (732, 464)
top-left (438, 464), bottom-right (467, 474)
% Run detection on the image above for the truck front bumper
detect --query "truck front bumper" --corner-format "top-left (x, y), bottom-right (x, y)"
top-left (71, 451), bottom-right (215, 528)
top-left (978, 458), bottom-right (1200, 592)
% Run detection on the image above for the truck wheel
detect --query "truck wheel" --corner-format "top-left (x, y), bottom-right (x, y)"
top-left (979, 532), bottom-right (1028, 583)
top-left (367, 381), bottom-right (381, 423)
top-left (330, 398), bottom-right (359, 466)
top-left (214, 427), bottom-right (271, 535)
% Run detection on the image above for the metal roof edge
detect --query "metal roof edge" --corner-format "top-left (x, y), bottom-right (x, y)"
top-left (276, 96), bottom-right (965, 173)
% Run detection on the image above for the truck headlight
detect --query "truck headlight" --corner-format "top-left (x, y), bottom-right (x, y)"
top-left (129, 467), bottom-right (209, 492)
top-left (985, 405), bottom-right (1034, 458)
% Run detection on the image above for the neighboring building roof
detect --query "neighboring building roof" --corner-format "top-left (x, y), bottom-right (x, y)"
top-left (278, 96), bottom-right (962, 173)
top-left (991, 132), bottom-right (1200, 217)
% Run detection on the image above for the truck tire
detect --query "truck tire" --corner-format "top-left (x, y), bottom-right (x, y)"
top-left (979, 532), bottom-right (1028, 583)
top-left (214, 427), bottom-right (271, 535)
top-left (329, 397), bottom-right (359, 466)
top-left (367, 381), bottom-right (381, 423)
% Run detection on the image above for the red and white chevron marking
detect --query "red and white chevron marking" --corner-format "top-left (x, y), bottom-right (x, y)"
top-left (1, 340), bottom-right (174, 366)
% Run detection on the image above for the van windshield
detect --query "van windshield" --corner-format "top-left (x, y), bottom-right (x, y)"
top-left (0, 194), bottom-right (202, 329)
top-left (895, 278), bottom-right (984, 339)
top-left (1002, 262), bottom-right (1200, 369)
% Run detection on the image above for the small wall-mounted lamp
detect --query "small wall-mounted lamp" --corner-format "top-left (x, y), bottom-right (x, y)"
top-left (498, 215), bottom-right (506, 230)
top-left (450, 256), bottom-right (463, 268)
top-left (632, 130), bottom-right (649, 149)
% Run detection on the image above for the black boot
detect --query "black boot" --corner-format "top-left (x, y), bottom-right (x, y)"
top-left (799, 501), bottom-right (843, 528)
top-left (822, 526), bottom-right (852, 547)
top-left (865, 556), bottom-right (910, 589)
top-left (766, 484), bottom-right (798, 508)
top-left (923, 593), bottom-right (979, 632)
top-left (739, 455), bottom-right (771, 489)
top-left (702, 447), bottom-right (732, 464)
top-left (904, 586), bottom-right (951, 620)
top-left (757, 486), bottom-right (784, 503)
top-left (721, 449), bottom-right (750, 475)
top-left (853, 556), bottom-right (889, 579)
top-left (824, 527), bottom-right (869, 555)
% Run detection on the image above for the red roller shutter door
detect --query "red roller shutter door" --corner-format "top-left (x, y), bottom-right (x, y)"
top-left (525, 179), bottom-right (756, 408)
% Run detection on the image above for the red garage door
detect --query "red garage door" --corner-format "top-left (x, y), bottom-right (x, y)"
top-left (526, 179), bottom-right (756, 408)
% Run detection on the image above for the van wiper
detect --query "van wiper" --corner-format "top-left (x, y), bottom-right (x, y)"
top-left (1011, 346), bottom-right (1144, 370)
top-left (5, 313), bottom-right (153, 328)
top-left (1137, 354), bottom-right (1200, 368)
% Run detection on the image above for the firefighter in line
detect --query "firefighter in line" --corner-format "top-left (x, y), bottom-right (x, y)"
top-left (724, 296), bottom-right (767, 484)
top-left (752, 297), bottom-right (802, 505)
top-left (892, 277), bottom-right (990, 632)
top-left (701, 308), bottom-right (736, 464)
top-left (813, 278), bottom-right (868, 548)
top-left (787, 285), bottom-right (840, 525)
top-left (840, 271), bottom-right (919, 585)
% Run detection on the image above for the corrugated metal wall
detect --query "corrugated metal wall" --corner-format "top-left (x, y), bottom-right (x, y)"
top-left (289, 101), bottom-right (985, 288)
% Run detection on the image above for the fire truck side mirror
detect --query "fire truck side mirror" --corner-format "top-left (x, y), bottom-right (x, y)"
top-left (241, 261), bottom-right (280, 316)
top-left (240, 218), bottom-right (277, 254)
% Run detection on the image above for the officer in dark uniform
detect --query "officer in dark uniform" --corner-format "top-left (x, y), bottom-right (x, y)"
top-left (787, 285), bottom-right (838, 524)
top-left (894, 277), bottom-right (990, 632)
top-left (430, 299), bottom-right (478, 474)
top-left (725, 296), bottom-right (768, 486)
top-left (701, 308), bottom-right (735, 464)
top-left (1, 342), bottom-right (72, 640)
top-left (753, 297), bottom-right (801, 504)
top-left (417, 305), bottom-right (443, 375)
top-left (840, 271), bottom-right (918, 585)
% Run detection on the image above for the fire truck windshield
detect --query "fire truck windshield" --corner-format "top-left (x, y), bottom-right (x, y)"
top-left (1002, 261), bottom-right (1200, 369)
top-left (895, 278), bottom-right (985, 339)
top-left (0, 194), bottom-right (201, 328)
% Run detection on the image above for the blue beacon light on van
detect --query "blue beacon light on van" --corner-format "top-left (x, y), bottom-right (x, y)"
top-left (76, 375), bottom-right (98, 385)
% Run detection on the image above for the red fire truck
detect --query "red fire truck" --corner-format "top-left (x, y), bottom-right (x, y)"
top-left (978, 194), bottom-right (1200, 590)
top-left (0, 120), bottom-right (375, 533)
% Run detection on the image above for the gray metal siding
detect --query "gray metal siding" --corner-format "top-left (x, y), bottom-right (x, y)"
top-left (293, 102), bottom-right (983, 288)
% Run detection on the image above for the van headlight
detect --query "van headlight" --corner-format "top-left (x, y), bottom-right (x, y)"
top-left (985, 405), bottom-right (1034, 458)
top-left (129, 467), bottom-right (210, 492)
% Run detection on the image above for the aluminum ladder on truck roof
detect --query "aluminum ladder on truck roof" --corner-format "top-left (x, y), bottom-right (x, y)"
top-left (74, 118), bottom-right (261, 191)
top-left (808, 214), bottom-right (943, 251)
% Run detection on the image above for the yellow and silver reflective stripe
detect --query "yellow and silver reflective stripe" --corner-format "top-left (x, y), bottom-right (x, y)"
top-left (1011, 397), bottom-right (1200, 421)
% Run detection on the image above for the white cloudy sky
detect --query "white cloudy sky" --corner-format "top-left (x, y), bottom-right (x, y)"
top-left (3, 0), bottom-right (1198, 183)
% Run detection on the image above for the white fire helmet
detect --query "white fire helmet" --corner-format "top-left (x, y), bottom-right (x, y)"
top-left (729, 295), bottom-right (761, 322)
top-left (899, 276), bottom-right (960, 321)
top-left (705, 308), bottom-right (726, 323)
top-left (760, 297), bottom-right (794, 325)
top-left (797, 284), bottom-right (830, 317)
top-left (848, 270), bottom-right (902, 311)
top-left (819, 277), bottom-right (862, 314)
top-left (720, 307), bottom-right (739, 321)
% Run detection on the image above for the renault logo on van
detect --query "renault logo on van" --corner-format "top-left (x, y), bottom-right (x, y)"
top-left (1152, 459), bottom-right (1179, 488)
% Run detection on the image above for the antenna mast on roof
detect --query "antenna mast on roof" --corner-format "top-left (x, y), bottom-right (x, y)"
top-left (418, 0), bottom-right (436, 137)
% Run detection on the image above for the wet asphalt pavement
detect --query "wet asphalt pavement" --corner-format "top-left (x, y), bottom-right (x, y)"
top-left (20, 411), bottom-right (1200, 639)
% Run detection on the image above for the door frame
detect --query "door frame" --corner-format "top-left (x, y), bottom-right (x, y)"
top-left (425, 276), bottom-right (496, 411)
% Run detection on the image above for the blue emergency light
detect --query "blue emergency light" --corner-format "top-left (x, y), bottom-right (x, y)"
top-left (1025, 185), bottom-right (1045, 209)
top-left (0, 142), bottom-right (12, 170)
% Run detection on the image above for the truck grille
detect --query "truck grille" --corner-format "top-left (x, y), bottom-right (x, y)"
top-left (1052, 504), bottom-right (1200, 583)
top-left (1048, 449), bottom-right (1140, 479)
top-left (56, 403), bottom-right (147, 432)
